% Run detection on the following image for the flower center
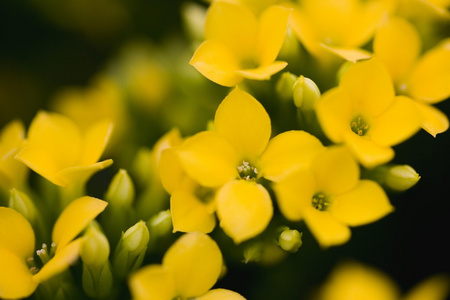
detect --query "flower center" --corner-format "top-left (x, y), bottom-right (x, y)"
top-left (237, 161), bottom-right (259, 181)
top-left (350, 115), bottom-right (369, 136)
top-left (194, 185), bottom-right (215, 204)
top-left (312, 192), bottom-right (330, 211)
top-left (240, 57), bottom-right (259, 70)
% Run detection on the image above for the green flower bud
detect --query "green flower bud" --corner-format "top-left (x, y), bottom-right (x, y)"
top-left (81, 223), bottom-right (110, 266)
top-left (278, 229), bottom-right (303, 253)
top-left (147, 210), bottom-right (172, 238)
top-left (181, 1), bottom-right (206, 43)
top-left (9, 188), bottom-right (37, 223)
top-left (276, 72), bottom-right (298, 101)
top-left (243, 242), bottom-right (263, 264)
top-left (293, 76), bottom-right (321, 110)
top-left (385, 165), bottom-right (421, 192)
top-left (113, 221), bottom-right (150, 279)
top-left (105, 169), bottom-right (135, 207)
top-left (131, 147), bottom-right (153, 187)
top-left (336, 60), bottom-right (355, 83)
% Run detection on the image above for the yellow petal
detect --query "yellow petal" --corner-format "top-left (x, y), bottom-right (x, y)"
top-left (79, 119), bottom-right (113, 166)
top-left (287, 3), bottom-right (322, 56)
top-left (204, 1), bottom-right (257, 59)
top-left (52, 196), bottom-right (108, 250)
top-left (343, 131), bottom-right (394, 168)
top-left (128, 264), bottom-right (176, 300)
top-left (340, 58), bottom-right (395, 117)
top-left (272, 170), bottom-right (316, 221)
top-left (259, 130), bottom-right (325, 182)
top-left (330, 180), bottom-right (394, 227)
top-left (162, 232), bottom-right (222, 298)
top-left (257, 5), bottom-right (291, 66)
top-left (0, 207), bottom-right (35, 259)
top-left (313, 146), bottom-right (359, 195)
top-left (406, 38), bottom-right (450, 103)
top-left (216, 180), bottom-right (273, 243)
top-left (197, 289), bottom-right (247, 300)
top-left (190, 40), bottom-right (243, 87)
top-left (235, 61), bottom-right (288, 80)
top-left (415, 102), bottom-right (449, 137)
top-left (176, 131), bottom-right (237, 188)
top-left (369, 96), bottom-right (420, 146)
top-left (315, 88), bottom-right (353, 143)
top-left (15, 111), bottom-right (83, 186)
top-left (57, 159), bottom-right (113, 187)
top-left (404, 274), bottom-right (450, 300)
top-left (33, 238), bottom-right (81, 283)
top-left (159, 148), bottom-right (186, 194)
top-left (171, 190), bottom-right (216, 234)
top-left (304, 208), bottom-right (351, 248)
top-left (320, 44), bottom-right (372, 63)
top-left (214, 87), bottom-right (271, 160)
top-left (0, 246), bottom-right (37, 299)
top-left (373, 17), bottom-right (421, 83)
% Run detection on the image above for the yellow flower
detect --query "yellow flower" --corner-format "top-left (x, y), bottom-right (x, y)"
top-left (273, 146), bottom-right (393, 247)
top-left (189, 1), bottom-right (291, 87)
top-left (0, 120), bottom-right (28, 191)
top-left (316, 261), bottom-right (449, 300)
top-left (287, 0), bottom-right (392, 59)
top-left (15, 111), bottom-right (113, 187)
top-left (316, 58), bottom-right (420, 168)
top-left (373, 17), bottom-right (450, 136)
top-left (165, 87), bottom-right (324, 243)
top-left (212, 0), bottom-right (282, 15)
top-left (129, 232), bottom-right (246, 300)
top-left (0, 196), bottom-right (107, 299)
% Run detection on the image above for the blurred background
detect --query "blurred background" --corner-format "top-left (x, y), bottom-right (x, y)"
top-left (1, 0), bottom-right (449, 299)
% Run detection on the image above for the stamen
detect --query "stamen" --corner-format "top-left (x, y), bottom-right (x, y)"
top-left (350, 115), bottom-right (369, 136)
top-left (237, 161), bottom-right (258, 181)
top-left (312, 192), bottom-right (330, 211)
top-left (37, 243), bottom-right (50, 265)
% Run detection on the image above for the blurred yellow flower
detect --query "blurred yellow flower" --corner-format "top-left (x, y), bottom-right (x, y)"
top-left (164, 87), bottom-right (324, 243)
top-left (129, 232), bottom-right (246, 300)
top-left (15, 111), bottom-right (113, 187)
top-left (273, 146), bottom-right (393, 247)
top-left (0, 120), bottom-right (28, 191)
top-left (0, 196), bottom-right (107, 299)
top-left (190, 1), bottom-right (291, 87)
top-left (316, 58), bottom-right (420, 168)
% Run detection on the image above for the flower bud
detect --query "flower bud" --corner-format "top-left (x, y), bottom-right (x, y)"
top-left (278, 229), bottom-right (303, 253)
top-left (105, 169), bottom-right (135, 207)
top-left (293, 76), bottom-right (321, 110)
top-left (147, 210), bottom-right (172, 238)
top-left (8, 188), bottom-right (37, 223)
top-left (81, 222), bottom-right (110, 266)
top-left (385, 165), bottom-right (420, 192)
top-left (276, 72), bottom-right (298, 101)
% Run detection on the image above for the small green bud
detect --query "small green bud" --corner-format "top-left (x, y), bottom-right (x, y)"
top-left (105, 169), bottom-right (135, 207)
top-left (181, 1), bottom-right (207, 43)
top-left (9, 188), bottom-right (37, 223)
top-left (81, 223), bottom-right (110, 266)
top-left (336, 61), bottom-right (354, 83)
top-left (276, 72), bottom-right (298, 101)
top-left (278, 229), bottom-right (303, 253)
top-left (385, 165), bottom-right (421, 192)
top-left (147, 210), bottom-right (172, 237)
top-left (243, 242), bottom-right (263, 264)
top-left (113, 221), bottom-right (150, 279)
top-left (131, 147), bottom-right (153, 187)
top-left (293, 76), bottom-right (321, 110)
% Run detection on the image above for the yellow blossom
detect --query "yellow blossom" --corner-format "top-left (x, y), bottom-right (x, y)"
top-left (273, 146), bottom-right (393, 247)
top-left (0, 120), bottom-right (28, 191)
top-left (316, 58), bottom-right (420, 168)
top-left (190, 1), bottom-right (291, 87)
top-left (129, 232), bottom-right (246, 300)
top-left (164, 87), bottom-right (324, 243)
top-left (0, 196), bottom-right (107, 299)
top-left (15, 111), bottom-right (113, 187)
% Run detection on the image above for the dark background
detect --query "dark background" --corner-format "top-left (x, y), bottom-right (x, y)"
top-left (1, 1), bottom-right (449, 299)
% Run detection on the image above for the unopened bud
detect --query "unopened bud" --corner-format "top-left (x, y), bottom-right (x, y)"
top-left (385, 165), bottom-right (420, 192)
top-left (243, 242), bottom-right (263, 264)
top-left (276, 72), bottom-right (298, 101)
top-left (9, 188), bottom-right (37, 223)
top-left (122, 221), bottom-right (150, 255)
top-left (147, 210), bottom-right (172, 238)
top-left (105, 169), bottom-right (135, 207)
top-left (293, 76), bottom-right (321, 110)
top-left (81, 222), bottom-right (110, 266)
top-left (278, 229), bottom-right (303, 253)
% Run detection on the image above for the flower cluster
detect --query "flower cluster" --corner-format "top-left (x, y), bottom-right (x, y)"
top-left (0, 0), bottom-right (449, 299)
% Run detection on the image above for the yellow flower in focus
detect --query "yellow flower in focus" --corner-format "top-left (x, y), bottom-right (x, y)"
top-left (0, 120), bottom-right (28, 191)
top-left (0, 196), bottom-right (107, 299)
top-left (316, 58), bottom-right (420, 168)
top-left (129, 232), bottom-right (246, 300)
top-left (316, 261), bottom-right (450, 300)
top-left (190, 1), bottom-right (291, 87)
top-left (165, 87), bottom-right (324, 243)
top-left (15, 111), bottom-right (113, 187)
top-left (287, 0), bottom-right (392, 59)
top-left (273, 146), bottom-right (393, 247)
top-left (213, 0), bottom-right (282, 15)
